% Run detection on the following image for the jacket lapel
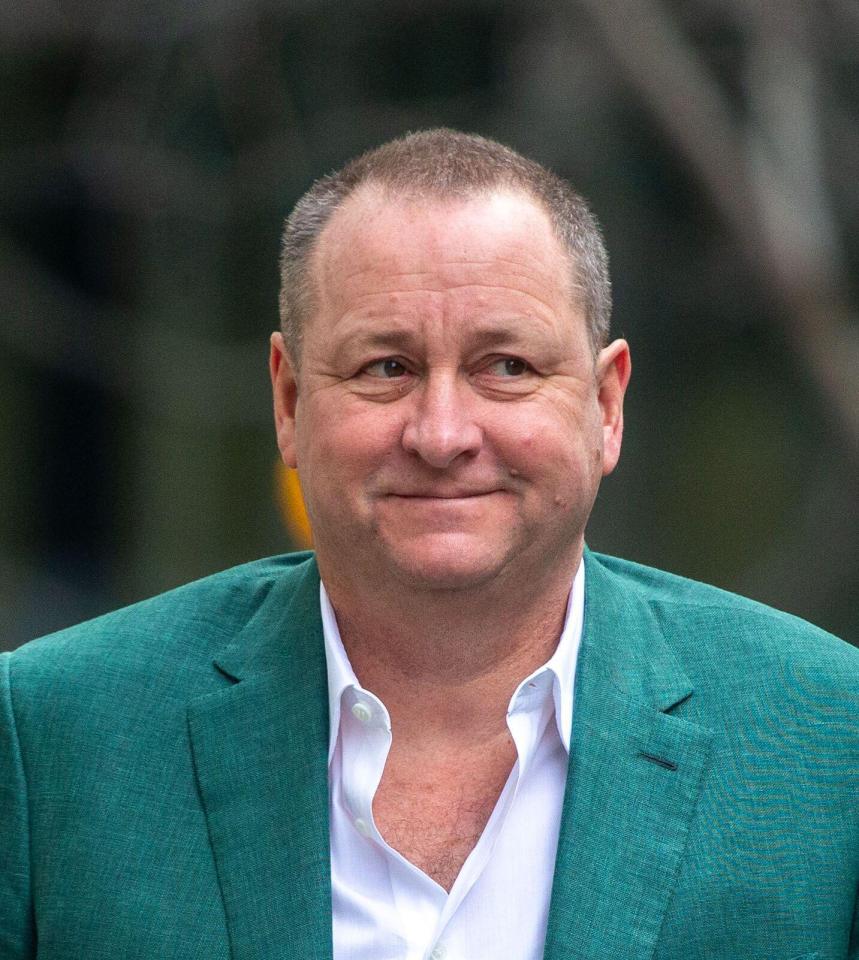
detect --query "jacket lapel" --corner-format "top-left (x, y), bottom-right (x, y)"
top-left (544, 552), bottom-right (714, 960)
top-left (187, 557), bottom-right (332, 960)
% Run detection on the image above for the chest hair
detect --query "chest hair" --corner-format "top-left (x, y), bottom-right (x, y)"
top-left (372, 738), bottom-right (517, 891)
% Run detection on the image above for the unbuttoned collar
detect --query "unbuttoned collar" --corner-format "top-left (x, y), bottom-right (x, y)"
top-left (321, 562), bottom-right (584, 764)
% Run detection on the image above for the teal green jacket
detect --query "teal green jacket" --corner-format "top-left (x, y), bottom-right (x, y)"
top-left (2, 551), bottom-right (858, 959)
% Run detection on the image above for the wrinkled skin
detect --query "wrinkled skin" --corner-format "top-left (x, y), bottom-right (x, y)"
top-left (271, 187), bottom-right (630, 600)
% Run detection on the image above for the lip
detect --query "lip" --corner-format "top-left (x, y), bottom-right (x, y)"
top-left (385, 490), bottom-right (503, 500)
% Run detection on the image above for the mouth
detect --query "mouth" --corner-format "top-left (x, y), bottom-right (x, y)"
top-left (383, 490), bottom-right (506, 507)
top-left (387, 490), bottom-right (501, 500)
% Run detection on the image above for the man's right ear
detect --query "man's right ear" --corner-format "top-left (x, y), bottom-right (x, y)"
top-left (270, 332), bottom-right (299, 468)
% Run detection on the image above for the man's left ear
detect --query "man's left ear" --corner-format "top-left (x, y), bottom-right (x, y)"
top-left (270, 332), bottom-right (299, 469)
top-left (596, 338), bottom-right (631, 477)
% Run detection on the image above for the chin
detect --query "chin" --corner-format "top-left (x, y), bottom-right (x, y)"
top-left (379, 533), bottom-right (517, 593)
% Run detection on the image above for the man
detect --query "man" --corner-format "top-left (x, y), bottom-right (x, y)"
top-left (1, 130), bottom-right (857, 960)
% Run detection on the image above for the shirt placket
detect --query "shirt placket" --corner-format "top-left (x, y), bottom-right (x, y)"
top-left (340, 685), bottom-right (445, 960)
top-left (339, 686), bottom-right (392, 841)
top-left (425, 669), bottom-right (557, 960)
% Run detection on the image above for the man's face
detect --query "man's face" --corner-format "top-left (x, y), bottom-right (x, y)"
top-left (271, 187), bottom-right (630, 594)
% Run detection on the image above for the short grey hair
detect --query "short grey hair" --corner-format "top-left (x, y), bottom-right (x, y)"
top-left (279, 128), bottom-right (611, 362)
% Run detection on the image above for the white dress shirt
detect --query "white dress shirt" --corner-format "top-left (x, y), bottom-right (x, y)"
top-left (322, 562), bottom-right (584, 960)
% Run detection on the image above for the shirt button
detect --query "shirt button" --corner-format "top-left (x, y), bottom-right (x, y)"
top-left (351, 701), bottom-right (373, 724)
top-left (353, 817), bottom-right (372, 838)
top-left (429, 943), bottom-right (447, 960)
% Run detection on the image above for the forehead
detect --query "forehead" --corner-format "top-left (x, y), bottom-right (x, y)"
top-left (310, 186), bottom-right (573, 306)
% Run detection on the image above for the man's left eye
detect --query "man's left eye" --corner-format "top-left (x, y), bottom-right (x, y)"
top-left (487, 357), bottom-right (530, 377)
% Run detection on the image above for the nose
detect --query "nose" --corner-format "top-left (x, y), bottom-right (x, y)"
top-left (401, 372), bottom-right (483, 468)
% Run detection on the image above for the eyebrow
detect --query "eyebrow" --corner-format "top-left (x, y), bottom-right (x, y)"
top-left (340, 318), bottom-right (550, 354)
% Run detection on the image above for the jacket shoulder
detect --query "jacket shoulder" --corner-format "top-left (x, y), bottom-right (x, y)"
top-left (5, 552), bottom-right (316, 697)
top-left (588, 551), bottom-right (859, 680)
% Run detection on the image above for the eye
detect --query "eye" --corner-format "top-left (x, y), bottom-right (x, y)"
top-left (363, 358), bottom-right (409, 378)
top-left (486, 357), bottom-right (530, 377)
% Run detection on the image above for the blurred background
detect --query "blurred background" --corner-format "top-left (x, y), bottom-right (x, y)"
top-left (2, 0), bottom-right (857, 652)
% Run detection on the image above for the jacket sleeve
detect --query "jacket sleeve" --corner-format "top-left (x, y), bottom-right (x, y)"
top-left (0, 653), bottom-right (36, 959)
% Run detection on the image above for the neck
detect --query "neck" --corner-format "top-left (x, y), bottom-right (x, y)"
top-left (320, 550), bottom-right (581, 742)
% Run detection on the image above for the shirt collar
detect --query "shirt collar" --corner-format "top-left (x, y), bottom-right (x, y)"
top-left (320, 560), bottom-right (585, 764)
top-left (509, 560), bottom-right (583, 752)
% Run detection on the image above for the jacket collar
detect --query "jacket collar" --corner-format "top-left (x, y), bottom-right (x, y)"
top-left (188, 554), bottom-right (332, 960)
top-left (543, 549), bottom-right (713, 960)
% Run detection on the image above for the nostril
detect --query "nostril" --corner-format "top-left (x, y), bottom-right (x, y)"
top-left (401, 419), bottom-right (483, 469)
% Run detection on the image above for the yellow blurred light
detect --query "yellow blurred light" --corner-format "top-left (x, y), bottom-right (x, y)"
top-left (275, 461), bottom-right (313, 549)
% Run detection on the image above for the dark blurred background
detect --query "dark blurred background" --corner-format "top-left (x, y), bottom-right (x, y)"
top-left (3, 0), bottom-right (857, 652)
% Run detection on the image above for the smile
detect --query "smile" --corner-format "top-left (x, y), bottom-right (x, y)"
top-left (387, 491), bottom-right (501, 500)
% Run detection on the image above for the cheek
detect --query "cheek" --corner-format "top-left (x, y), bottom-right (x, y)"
top-left (496, 413), bottom-right (601, 503)
top-left (490, 414), bottom-right (574, 470)
top-left (297, 402), bottom-right (399, 479)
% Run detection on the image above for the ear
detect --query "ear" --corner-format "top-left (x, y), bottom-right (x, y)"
top-left (596, 338), bottom-right (631, 477)
top-left (270, 332), bottom-right (299, 468)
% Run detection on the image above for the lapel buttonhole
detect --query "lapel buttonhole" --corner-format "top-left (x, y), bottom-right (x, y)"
top-left (639, 751), bottom-right (678, 771)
